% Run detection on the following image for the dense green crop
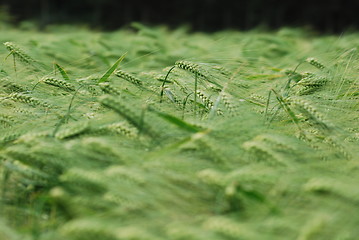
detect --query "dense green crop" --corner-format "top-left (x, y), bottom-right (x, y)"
top-left (0, 24), bottom-right (358, 240)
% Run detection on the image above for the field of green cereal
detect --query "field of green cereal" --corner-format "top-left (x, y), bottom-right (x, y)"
top-left (0, 23), bottom-right (358, 240)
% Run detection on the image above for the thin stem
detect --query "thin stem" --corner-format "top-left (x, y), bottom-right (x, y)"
top-left (194, 72), bottom-right (198, 115)
top-left (265, 90), bottom-right (272, 123)
top-left (52, 85), bottom-right (84, 136)
top-left (13, 54), bottom-right (17, 74)
top-left (271, 89), bottom-right (302, 133)
top-left (139, 104), bottom-right (147, 135)
top-left (160, 65), bottom-right (176, 103)
top-left (182, 93), bottom-right (193, 120)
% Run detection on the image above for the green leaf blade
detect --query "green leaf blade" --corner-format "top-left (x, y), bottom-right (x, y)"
top-left (54, 63), bottom-right (70, 81)
top-left (98, 53), bottom-right (127, 83)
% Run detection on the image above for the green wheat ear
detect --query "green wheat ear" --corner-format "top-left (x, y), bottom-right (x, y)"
top-left (99, 82), bottom-right (121, 96)
top-left (3, 42), bottom-right (39, 72)
top-left (295, 75), bottom-right (328, 95)
top-left (99, 95), bottom-right (157, 138)
top-left (196, 90), bottom-right (214, 111)
top-left (305, 57), bottom-right (326, 70)
top-left (41, 77), bottom-right (76, 92)
top-left (175, 60), bottom-right (223, 88)
top-left (175, 60), bottom-right (208, 78)
top-left (8, 92), bottom-right (50, 108)
top-left (55, 121), bottom-right (90, 140)
top-left (0, 77), bottom-right (26, 93)
top-left (3, 42), bottom-right (35, 65)
top-left (115, 70), bottom-right (143, 86)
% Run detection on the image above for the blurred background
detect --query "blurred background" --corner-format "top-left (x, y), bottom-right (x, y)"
top-left (0, 0), bottom-right (358, 32)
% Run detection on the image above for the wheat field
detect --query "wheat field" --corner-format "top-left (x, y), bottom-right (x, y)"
top-left (0, 24), bottom-right (358, 240)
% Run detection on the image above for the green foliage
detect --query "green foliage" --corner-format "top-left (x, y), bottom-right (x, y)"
top-left (0, 25), bottom-right (358, 240)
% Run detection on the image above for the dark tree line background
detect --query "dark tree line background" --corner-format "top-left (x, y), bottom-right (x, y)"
top-left (1, 0), bottom-right (358, 32)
